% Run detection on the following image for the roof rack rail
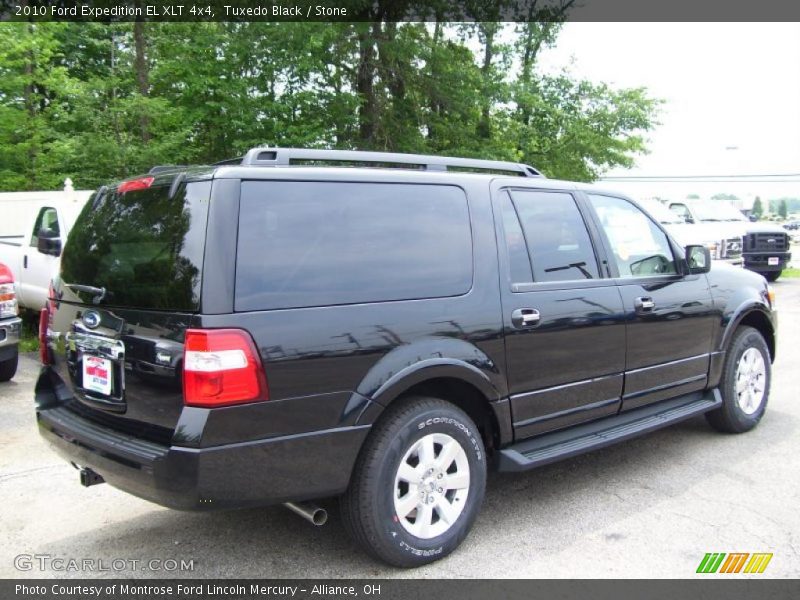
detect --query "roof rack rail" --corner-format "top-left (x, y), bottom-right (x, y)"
top-left (231, 147), bottom-right (542, 177)
top-left (148, 165), bottom-right (187, 175)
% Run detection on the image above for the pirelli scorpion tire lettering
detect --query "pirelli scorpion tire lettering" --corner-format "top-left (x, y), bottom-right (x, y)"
top-left (340, 396), bottom-right (486, 567)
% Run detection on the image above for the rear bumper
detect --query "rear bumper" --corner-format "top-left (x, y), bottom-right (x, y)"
top-left (0, 316), bottom-right (21, 359)
top-left (743, 252), bottom-right (791, 272)
top-left (37, 405), bottom-right (370, 510)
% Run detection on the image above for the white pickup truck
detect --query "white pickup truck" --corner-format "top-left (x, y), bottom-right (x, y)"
top-left (638, 198), bottom-right (744, 267)
top-left (668, 199), bottom-right (791, 281)
top-left (0, 192), bottom-right (92, 310)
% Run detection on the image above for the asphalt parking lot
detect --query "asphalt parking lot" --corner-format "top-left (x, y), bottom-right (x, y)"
top-left (1, 279), bottom-right (798, 579)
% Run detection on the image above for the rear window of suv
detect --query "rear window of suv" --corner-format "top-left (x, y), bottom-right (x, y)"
top-left (61, 180), bottom-right (210, 311)
top-left (235, 181), bottom-right (473, 311)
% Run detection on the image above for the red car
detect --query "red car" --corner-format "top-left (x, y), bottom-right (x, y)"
top-left (0, 261), bottom-right (20, 381)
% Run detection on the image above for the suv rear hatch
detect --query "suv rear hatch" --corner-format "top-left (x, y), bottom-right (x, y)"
top-left (46, 175), bottom-right (211, 444)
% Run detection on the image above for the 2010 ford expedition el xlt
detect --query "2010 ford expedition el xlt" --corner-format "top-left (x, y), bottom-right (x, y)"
top-left (35, 148), bottom-right (777, 567)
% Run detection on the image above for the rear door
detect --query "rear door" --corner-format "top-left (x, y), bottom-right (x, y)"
top-left (493, 185), bottom-right (627, 440)
top-left (48, 178), bottom-right (211, 443)
top-left (585, 193), bottom-right (715, 411)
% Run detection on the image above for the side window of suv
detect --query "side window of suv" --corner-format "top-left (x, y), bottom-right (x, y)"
top-left (504, 189), bottom-right (600, 282)
top-left (235, 181), bottom-right (473, 311)
top-left (588, 194), bottom-right (677, 278)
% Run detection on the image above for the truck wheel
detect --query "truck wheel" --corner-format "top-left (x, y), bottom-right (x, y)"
top-left (706, 326), bottom-right (770, 433)
top-left (764, 271), bottom-right (781, 282)
top-left (341, 396), bottom-right (486, 567)
top-left (0, 351), bottom-right (18, 382)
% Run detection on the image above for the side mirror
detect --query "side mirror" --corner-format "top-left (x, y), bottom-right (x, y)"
top-left (684, 216), bottom-right (695, 224)
top-left (685, 245), bottom-right (711, 274)
top-left (36, 230), bottom-right (62, 257)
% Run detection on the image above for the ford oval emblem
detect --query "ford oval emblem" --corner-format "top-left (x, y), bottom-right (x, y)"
top-left (82, 311), bottom-right (101, 329)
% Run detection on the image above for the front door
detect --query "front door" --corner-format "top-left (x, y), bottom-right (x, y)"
top-left (20, 206), bottom-right (61, 308)
top-left (494, 187), bottom-right (627, 440)
top-left (585, 194), bottom-right (715, 411)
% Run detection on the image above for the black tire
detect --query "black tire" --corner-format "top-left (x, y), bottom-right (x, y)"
top-left (0, 351), bottom-right (18, 382)
top-left (340, 396), bottom-right (486, 567)
top-left (764, 271), bottom-right (781, 282)
top-left (706, 326), bottom-right (770, 433)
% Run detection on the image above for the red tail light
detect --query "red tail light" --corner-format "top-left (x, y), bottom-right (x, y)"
top-left (183, 329), bottom-right (269, 407)
top-left (0, 262), bottom-right (13, 284)
top-left (117, 176), bottom-right (154, 194)
top-left (39, 307), bottom-right (51, 365)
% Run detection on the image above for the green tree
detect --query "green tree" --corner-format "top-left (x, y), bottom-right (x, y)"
top-left (0, 20), bottom-right (661, 191)
top-left (752, 196), bottom-right (763, 219)
top-left (779, 199), bottom-right (788, 219)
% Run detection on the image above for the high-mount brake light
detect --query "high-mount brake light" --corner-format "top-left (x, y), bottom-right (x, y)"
top-left (183, 329), bottom-right (269, 407)
top-left (117, 176), bottom-right (154, 194)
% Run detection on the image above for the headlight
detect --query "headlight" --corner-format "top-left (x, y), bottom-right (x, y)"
top-left (0, 283), bottom-right (17, 318)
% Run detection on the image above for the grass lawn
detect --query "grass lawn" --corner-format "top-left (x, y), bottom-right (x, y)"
top-left (781, 268), bottom-right (800, 279)
top-left (17, 309), bottom-right (40, 352)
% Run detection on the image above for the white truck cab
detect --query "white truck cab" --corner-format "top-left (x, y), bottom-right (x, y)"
top-left (638, 198), bottom-right (743, 267)
top-left (0, 190), bottom-right (92, 310)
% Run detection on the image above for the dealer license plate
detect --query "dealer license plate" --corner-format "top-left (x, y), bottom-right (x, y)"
top-left (83, 355), bottom-right (112, 396)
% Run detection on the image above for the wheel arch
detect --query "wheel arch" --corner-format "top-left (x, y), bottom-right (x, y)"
top-left (724, 307), bottom-right (775, 362)
top-left (357, 359), bottom-right (508, 454)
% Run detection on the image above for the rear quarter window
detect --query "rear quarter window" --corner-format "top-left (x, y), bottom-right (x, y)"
top-left (235, 181), bottom-right (473, 311)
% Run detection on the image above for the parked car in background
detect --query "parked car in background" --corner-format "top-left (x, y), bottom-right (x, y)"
top-left (638, 198), bottom-right (743, 267)
top-left (0, 193), bottom-right (91, 310)
top-left (0, 261), bottom-right (20, 381)
top-left (668, 199), bottom-right (791, 281)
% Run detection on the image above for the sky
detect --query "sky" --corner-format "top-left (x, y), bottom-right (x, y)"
top-left (536, 23), bottom-right (800, 204)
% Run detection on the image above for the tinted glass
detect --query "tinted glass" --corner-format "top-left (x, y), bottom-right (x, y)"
top-left (498, 192), bottom-right (533, 284)
top-left (509, 190), bottom-right (599, 282)
top-left (236, 181), bottom-right (473, 310)
top-left (589, 194), bottom-right (677, 278)
top-left (61, 181), bottom-right (210, 310)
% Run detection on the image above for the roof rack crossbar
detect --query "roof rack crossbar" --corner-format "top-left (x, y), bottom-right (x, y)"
top-left (238, 147), bottom-right (542, 177)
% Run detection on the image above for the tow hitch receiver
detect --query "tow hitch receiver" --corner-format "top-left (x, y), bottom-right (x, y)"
top-left (79, 467), bottom-right (105, 487)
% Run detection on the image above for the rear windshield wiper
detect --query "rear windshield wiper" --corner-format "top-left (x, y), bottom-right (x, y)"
top-left (64, 283), bottom-right (107, 305)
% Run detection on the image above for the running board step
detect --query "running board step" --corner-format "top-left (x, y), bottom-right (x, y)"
top-left (497, 389), bottom-right (722, 472)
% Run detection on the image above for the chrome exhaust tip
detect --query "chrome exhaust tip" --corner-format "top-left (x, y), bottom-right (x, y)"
top-left (283, 501), bottom-right (328, 526)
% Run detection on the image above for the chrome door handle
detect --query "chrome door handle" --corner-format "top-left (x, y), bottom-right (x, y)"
top-left (512, 308), bottom-right (540, 328)
top-left (635, 297), bottom-right (655, 312)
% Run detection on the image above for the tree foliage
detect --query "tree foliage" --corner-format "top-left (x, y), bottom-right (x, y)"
top-left (752, 196), bottom-right (763, 219)
top-left (0, 21), bottom-right (661, 191)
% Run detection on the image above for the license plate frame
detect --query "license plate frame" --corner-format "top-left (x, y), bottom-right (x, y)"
top-left (82, 355), bottom-right (113, 396)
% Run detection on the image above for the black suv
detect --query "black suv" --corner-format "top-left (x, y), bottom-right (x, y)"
top-left (36, 148), bottom-right (777, 567)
